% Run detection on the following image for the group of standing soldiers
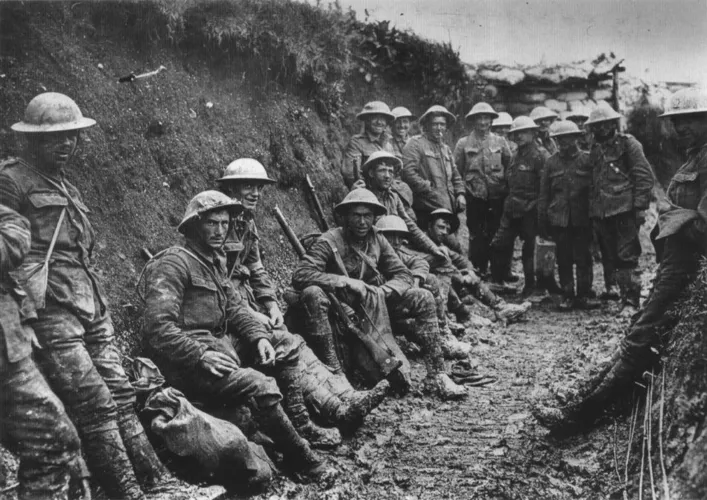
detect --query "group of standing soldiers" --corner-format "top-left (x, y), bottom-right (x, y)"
top-left (3, 83), bottom-right (707, 498)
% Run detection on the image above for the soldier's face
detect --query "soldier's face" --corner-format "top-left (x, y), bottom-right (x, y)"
top-left (384, 233), bottom-right (404, 249)
top-left (394, 117), bottom-right (411, 138)
top-left (346, 205), bottom-right (375, 239)
top-left (536, 117), bottom-right (556, 133)
top-left (366, 115), bottom-right (389, 136)
top-left (567, 117), bottom-right (587, 130)
top-left (492, 125), bottom-right (510, 138)
top-left (429, 218), bottom-right (450, 244)
top-left (670, 115), bottom-right (707, 148)
top-left (196, 210), bottom-right (230, 250)
top-left (473, 114), bottom-right (493, 133)
top-left (556, 135), bottom-right (578, 152)
top-left (370, 163), bottom-right (395, 190)
top-left (230, 182), bottom-right (265, 211)
top-left (29, 130), bottom-right (79, 171)
top-left (512, 130), bottom-right (534, 147)
top-left (426, 116), bottom-right (447, 142)
top-left (591, 120), bottom-right (617, 140)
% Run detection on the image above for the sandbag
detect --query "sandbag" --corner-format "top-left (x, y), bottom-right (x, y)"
top-left (143, 388), bottom-right (274, 487)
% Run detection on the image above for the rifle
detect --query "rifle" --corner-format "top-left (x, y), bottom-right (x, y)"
top-left (305, 174), bottom-right (329, 231)
top-left (273, 206), bottom-right (402, 378)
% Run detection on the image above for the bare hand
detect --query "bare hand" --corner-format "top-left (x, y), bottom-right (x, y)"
top-left (257, 339), bottom-right (276, 366)
top-left (198, 351), bottom-right (239, 377)
top-left (266, 302), bottom-right (285, 329)
top-left (352, 179), bottom-right (367, 190)
top-left (344, 277), bottom-right (368, 298)
top-left (456, 194), bottom-right (466, 213)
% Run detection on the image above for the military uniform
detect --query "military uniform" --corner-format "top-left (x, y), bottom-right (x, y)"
top-left (0, 159), bottom-right (166, 499)
top-left (453, 131), bottom-right (512, 272)
top-left (402, 135), bottom-right (465, 231)
top-left (293, 227), bottom-right (445, 389)
top-left (0, 204), bottom-right (81, 500)
top-left (538, 149), bottom-right (594, 300)
top-left (536, 134), bottom-right (558, 156)
top-left (590, 133), bottom-right (654, 306)
top-left (491, 141), bottom-right (549, 286)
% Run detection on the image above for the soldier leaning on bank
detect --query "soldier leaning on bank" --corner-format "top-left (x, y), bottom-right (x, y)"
top-left (491, 112), bottom-right (518, 158)
top-left (0, 93), bottom-right (179, 500)
top-left (530, 106), bottom-right (559, 156)
top-left (586, 103), bottom-right (654, 315)
top-left (453, 102), bottom-right (512, 278)
top-left (0, 203), bottom-right (83, 500)
top-left (538, 121), bottom-right (600, 311)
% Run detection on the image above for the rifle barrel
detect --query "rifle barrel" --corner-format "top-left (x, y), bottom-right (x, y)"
top-left (274, 206), bottom-right (306, 258)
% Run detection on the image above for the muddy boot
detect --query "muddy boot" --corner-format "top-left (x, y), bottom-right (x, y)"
top-left (255, 405), bottom-right (337, 483)
top-left (557, 295), bottom-right (574, 311)
top-left (118, 413), bottom-right (175, 493)
top-left (423, 373), bottom-right (468, 401)
top-left (440, 330), bottom-right (472, 360)
top-left (494, 300), bottom-right (531, 323)
top-left (82, 427), bottom-right (145, 500)
top-left (600, 285), bottom-right (621, 301)
top-left (278, 367), bottom-right (341, 449)
top-left (335, 379), bottom-right (391, 426)
top-left (574, 296), bottom-right (601, 310)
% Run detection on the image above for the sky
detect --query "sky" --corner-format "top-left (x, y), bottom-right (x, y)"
top-left (311, 0), bottom-right (707, 85)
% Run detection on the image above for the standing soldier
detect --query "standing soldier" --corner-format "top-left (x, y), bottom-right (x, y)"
top-left (216, 159), bottom-right (390, 441)
top-left (491, 116), bottom-right (549, 295)
top-left (0, 93), bottom-right (179, 499)
top-left (401, 105), bottom-right (466, 236)
top-left (563, 107), bottom-right (591, 151)
top-left (536, 88), bottom-right (707, 433)
top-left (538, 121), bottom-right (600, 310)
top-left (491, 112), bottom-right (517, 157)
top-left (1, 203), bottom-right (83, 500)
top-left (341, 101), bottom-right (395, 188)
top-left (140, 191), bottom-right (335, 480)
top-left (389, 106), bottom-right (416, 211)
top-left (293, 189), bottom-right (468, 400)
top-left (530, 106), bottom-right (559, 156)
top-left (587, 104), bottom-right (654, 315)
top-left (453, 102), bottom-right (512, 279)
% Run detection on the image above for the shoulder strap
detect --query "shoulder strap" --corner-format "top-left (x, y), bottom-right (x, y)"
top-left (44, 208), bottom-right (67, 266)
top-left (322, 237), bottom-right (350, 278)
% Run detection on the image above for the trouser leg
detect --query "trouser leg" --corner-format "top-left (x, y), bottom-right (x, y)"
top-left (388, 288), bottom-right (445, 379)
top-left (32, 300), bottom-right (143, 500)
top-left (573, 226), bottom-right (594, 297)
top-left (490, 213), bottom-right (517, 282)
top-left (595, 223), bottom-right (617, 290)
top-left (520, 211), bottom-right (538, 287)
top-left (422, 274), bottom-right (449, 329)
top-left (467, 196), bottom-right (490, 273)
top-left (553, 226), bottom-right (575, 298)
top-left (1, 356), bottom-right (80, 500)
top-left (300, 286), bottom-right (343, 373)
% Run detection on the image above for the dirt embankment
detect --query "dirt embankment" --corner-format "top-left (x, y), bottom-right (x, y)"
top-left (1, 2), bottom-right (705, 499)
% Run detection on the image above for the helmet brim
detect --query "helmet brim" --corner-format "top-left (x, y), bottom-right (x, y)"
top-left (419, 110), bottom-right (457, 126)
top-left (509, 125), bottom-right (539, 134)
top-left (465, 112), bottom-right (499, 121)
top-left (356, 111), bottom-right (395, 122)
top-left (334, 200), bottom-right (387, 217)
top-left (177, 201), bottom-right (243, 234)
top-left (429, 212), bottom-right (460, 234)
top-left (362, 156), bottom-right (403, 176)
top-left (11, 117), bottom-right (97, 133)
top-left (659, 108), bottom-right (707, 118)
top-left (217, 175), bottom-right (276, 184)
top-left (550, 131), bottom-right (584, 138)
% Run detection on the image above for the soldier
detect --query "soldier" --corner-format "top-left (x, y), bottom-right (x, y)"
top-left (373, 214), bottom-right (474, 360)
top-left (215, 159), bottom-right (390, 440)
top-left (140, 191), bottom-right (335, 481)
top-left (563, 107), bottom-right (591, 151)
top-left (389, 106), bottom-right (416, 210)
top-left (0, 203), bottom-right (83, 500)
top-left (535, 88), bottom-right (707, 433)
top-left (424, 209), bottom-right (531, 324)
top-left (586, 103), bottom-right (654, 315)
top-left (0, 93), bottom-right (179, 499)
top-left (453, 102), bottom-right (513, 278)
top-left (491, 116), bottom-right (549, 295)
top-left (491, 112), bottom-right (517, 157)
top-left (341, 101), bottom-right (396, 188)
top-left (292, 189), bottom-right (468, 400)
top-left (538, 121), bottom-right (600, 310)
top-left (530, 106), bottom-right (559, 156)
top-left (402, 105), bottom-right (466, 236)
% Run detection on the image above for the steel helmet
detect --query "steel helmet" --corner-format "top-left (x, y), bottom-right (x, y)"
top-left (529, 106), bottom-right (558, 122)
top-left (334, 188), bottom-right (387, 217)
top-left (178, 190), bottom-right (243, 234)
top-left (362, 150), bottom-right (403, 176)
top-left (356, 101), bottom-right (395, 122)
top-left (549, 120), bottom-right (583, 137)
top-left (659, 88), bottom-right (707, 118)
top-left (564, 107), bottom-right (590, 121)
top-left (12, 92), bottom-right (96, 133)
top-left (418, 105), bottom-right (456, 126)
top-left (217, 158), bottom-right (275, 184)
top-left (391, 106), bottom-right (415, 121)
top-left (375, 215), bottom-right (409, 234)
top-left (585, 102), bottom-right (621, 125)
top-left (429, 208), bottom-right (460, 234)
top-left (492, 112), bottom-right (513, 128)
top-left (465, 102), bottom-right (499, 121)
top-left (508, 116), bottom-right (538, 134)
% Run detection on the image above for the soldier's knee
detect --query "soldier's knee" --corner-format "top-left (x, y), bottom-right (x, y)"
top-left (404, 288), bottom-right (436, 316)
top-left (301, 286), bottom-right (330, 311)
top-left (245, 370), bottom-right (283, 410)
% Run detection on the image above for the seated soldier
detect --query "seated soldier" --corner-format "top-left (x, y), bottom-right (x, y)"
top-left (216, 159), bottom-right (390, 438)
top-left (425, 209), bottom-right (531, 324)
top-left (373, 214), bottom-right (473, 360)
top-left (140, 191), bottom-right (334, 481)
top-left (292, 188), bottom-right (468, 400)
